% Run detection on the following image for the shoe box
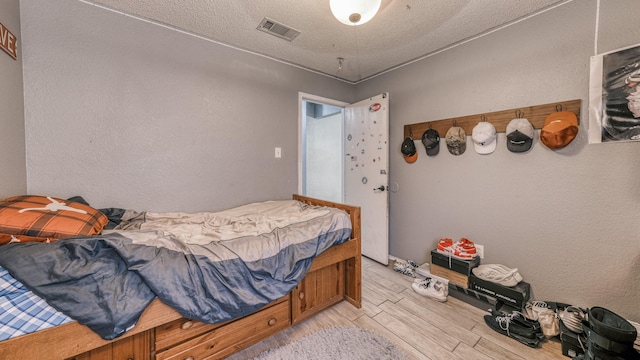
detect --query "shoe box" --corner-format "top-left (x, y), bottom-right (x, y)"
top-left (429, 250), bottom-right (481, 288)
top-left (430, 250), bottom-right (480, 275)
top-left (447, 281), bottom-right (497, 310)
top-left (430, 264), bottom-right (470, 288)
top-left (495, 300), bottom-right (522, 314)
top-left (468, 274), bottom-right (531, 309)
top-left (559, 319), bottom-right (586, 358)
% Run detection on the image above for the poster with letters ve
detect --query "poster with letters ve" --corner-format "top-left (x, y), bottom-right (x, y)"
top-left (589, 43), bottom-right (640, 143)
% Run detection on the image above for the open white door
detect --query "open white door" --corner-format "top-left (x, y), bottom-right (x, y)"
top-left (344, 93), bottom-right (389, 264)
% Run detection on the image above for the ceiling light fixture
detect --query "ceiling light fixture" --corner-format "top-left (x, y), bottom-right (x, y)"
top-left (330, 0), bottom-right (381, 26)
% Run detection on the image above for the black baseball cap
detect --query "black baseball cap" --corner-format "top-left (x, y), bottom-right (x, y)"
top-left (401, 137), bottom-right (418, 163)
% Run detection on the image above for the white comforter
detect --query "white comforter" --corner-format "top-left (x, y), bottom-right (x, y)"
top-left (107, 200), bottom-right (331, 244)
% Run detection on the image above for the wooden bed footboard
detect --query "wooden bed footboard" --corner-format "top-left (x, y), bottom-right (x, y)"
top-left (292, 194), bottom-right (362, 310)
top-left (0, 195), bottom-right (362, 360)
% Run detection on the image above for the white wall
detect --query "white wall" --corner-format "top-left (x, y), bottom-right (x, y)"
top-left (20, 0), bottom-right (354, 212)
top-left (0, 0), bottom-right (26, 198)
top-left (356, 0), bottom-right (640, 321)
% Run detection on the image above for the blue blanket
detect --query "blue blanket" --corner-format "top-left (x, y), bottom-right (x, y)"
top-left (0, 202), bottom-right (351, 340)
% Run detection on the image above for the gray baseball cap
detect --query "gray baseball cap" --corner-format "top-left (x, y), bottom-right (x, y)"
top-left (421, 129), bottom-right (440, 156)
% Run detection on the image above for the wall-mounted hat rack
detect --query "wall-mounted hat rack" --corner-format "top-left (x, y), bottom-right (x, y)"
top-left (403, 99), bottom-right (581, 139)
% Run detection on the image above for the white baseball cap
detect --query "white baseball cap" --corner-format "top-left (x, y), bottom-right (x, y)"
top-left (471, 122), bottom-right (497, 155)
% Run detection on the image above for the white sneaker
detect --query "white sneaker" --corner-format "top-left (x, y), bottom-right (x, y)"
top-left (471, 264), bottom-right (523, 287)
top-left (412, 278), bottom-right (448, 302)
top-left (537, 309), bottom-right (559, 338)
top-left (559, 306), bottom-right (586, 334)
top-left (524, 302), bottom-right (561, 338)
top-left (393, 259), bottom-right (418, 277)
top-left (523, 300), bottom-right (550, 321)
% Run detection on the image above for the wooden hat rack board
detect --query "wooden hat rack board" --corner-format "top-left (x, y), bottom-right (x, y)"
top-left (403, 99), bottom-right (581, 147)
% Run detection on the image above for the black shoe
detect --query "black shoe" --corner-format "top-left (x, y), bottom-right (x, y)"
top-left (489, 309), bottom-right (544, 339)
top-left (484, 312), bottom-right (541, 348)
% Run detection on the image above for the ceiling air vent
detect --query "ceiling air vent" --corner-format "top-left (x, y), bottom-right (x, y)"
top-left (257, 17), bottom-right (301, 42)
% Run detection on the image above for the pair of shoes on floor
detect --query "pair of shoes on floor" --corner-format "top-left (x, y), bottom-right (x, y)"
top-left (471, 264), bottom-right (523, 287)
top-left (558, 306), bottom-right (587, 334)
top-left (411, 277), bottom-right (448, 302)
top-left (393, 259), bottom-right (419, 277)
top-left (484, 309), bottom-right (543, 348)
top-left (436, 237), bottom-right (477, 260)
top-left (523, 301), bottom-right (560, 338)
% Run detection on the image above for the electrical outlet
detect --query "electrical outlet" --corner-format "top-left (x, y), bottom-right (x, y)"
top-left (475, 244), bottom-right (484, 259)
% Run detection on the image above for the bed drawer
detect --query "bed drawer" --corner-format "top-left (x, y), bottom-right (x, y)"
top-left (155, 317), bottom-right (223, 352)
top-left (155, 296), bottom-right (288, 351)
top-left (155, 299), bottom-right (291, 360)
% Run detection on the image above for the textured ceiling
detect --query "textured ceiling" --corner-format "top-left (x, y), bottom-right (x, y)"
top-left (85, 0), bottom-right (570, 83)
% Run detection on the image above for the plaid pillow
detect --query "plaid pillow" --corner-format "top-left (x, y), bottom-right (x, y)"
top-left (0, 195), bottom-right (108, 245)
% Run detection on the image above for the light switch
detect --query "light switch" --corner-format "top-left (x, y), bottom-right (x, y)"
top-left (275, 147), bottom-right (282, 158)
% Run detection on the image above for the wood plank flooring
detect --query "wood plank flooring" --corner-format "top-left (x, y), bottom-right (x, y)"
top-left (227, 257), bottom-right (568, 359)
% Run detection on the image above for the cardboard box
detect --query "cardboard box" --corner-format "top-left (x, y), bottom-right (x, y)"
top-left (430, 250), bottom-right (480, 276)
top-left (560, 319), bottom-right (586, 358)
top-left (430, 263), bottom-right (469, 288)
top-left (468, 274), bottom-right (531, 309)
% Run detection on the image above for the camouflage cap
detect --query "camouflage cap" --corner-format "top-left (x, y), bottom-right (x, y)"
top-left (445, 126), bottom-right (467, 155)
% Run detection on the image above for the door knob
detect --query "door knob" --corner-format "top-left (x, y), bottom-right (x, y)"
top-left (374, 186), bottom-right (386, 192)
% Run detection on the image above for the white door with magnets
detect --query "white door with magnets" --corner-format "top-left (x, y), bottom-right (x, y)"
top-left (344, 93), bottom-right (389, 264)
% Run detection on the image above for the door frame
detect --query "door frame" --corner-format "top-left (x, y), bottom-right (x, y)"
top-left (297, 92), bottom-right (349, 196)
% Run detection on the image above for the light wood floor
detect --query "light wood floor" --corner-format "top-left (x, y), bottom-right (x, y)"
top-left (227, 256), bottom-right (568, 360)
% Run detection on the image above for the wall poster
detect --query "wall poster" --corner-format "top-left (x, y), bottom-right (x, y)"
top-left (589, 43), bottom-right (640, 143)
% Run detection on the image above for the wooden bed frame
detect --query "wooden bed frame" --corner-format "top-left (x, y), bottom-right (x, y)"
top-left (0, 195), bottom-right (362, 360)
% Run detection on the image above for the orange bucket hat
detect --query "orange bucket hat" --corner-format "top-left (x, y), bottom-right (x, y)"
top-left (540, 111), bottom-right (578, 149)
